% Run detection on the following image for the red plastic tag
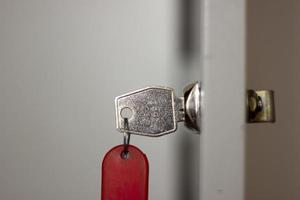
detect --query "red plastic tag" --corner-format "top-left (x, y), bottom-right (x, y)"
top-left (101, 145), bottom-right (149, 200)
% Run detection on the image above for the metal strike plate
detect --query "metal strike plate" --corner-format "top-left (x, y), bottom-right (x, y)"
top-left (247, 90), bottom-right (275, 123)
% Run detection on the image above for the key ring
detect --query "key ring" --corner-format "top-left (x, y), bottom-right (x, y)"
top-left (121, 118), bottom-right (131, 159)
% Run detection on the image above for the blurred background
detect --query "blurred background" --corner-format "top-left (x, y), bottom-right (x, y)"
top-left (1, 0), bottom-right (300, 199)
top-left (246, 0), bottom-right (300, 199)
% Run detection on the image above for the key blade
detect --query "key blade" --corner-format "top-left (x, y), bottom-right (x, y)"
top-left (115, 86), bottom-right (178, 137)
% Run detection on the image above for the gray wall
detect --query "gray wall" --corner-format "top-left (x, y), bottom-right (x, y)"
top-left (0, 0), bottom-right (200, 200)
top-left (247, 0), bottom-right (300, 199)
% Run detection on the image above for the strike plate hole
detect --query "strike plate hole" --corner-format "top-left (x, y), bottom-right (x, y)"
top-left (120, 107), bottom-right (133, 119)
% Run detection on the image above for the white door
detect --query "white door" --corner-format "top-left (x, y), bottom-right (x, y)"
top-left (0, 0), bottom-right (245, 200)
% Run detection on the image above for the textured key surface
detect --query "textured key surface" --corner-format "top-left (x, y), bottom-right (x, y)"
top-left (115, 87), bottom-right (177, 136)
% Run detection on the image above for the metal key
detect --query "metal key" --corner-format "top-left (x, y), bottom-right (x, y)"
top-left (115, 82), bottom-right (201, 137)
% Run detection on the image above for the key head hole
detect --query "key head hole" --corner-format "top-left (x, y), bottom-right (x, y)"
top-left (120, 107), bottom-right (133, 119)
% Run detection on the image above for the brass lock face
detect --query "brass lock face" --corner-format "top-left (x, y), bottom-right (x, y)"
top-left (247, 90), bottom-right (275, 123)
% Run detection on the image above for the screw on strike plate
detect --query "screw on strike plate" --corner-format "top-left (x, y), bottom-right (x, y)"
top-left (247, 90), bottom-right (275, 123)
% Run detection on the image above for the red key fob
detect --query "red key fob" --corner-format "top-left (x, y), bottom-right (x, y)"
top-left (101, 145), bottom-right (149, 200)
